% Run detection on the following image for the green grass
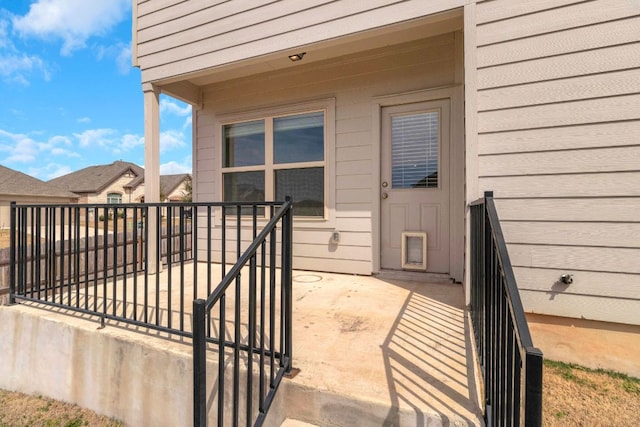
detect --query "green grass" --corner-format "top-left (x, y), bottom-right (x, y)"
top-left (544, 359), bottom-right (640, 393)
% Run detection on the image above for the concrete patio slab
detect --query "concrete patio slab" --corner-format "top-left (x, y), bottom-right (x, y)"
top-left (4, 263), bottom-right (483, 426)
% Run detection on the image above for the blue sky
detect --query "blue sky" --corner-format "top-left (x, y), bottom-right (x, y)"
top-left (0, 0), bottom-right (192, 180)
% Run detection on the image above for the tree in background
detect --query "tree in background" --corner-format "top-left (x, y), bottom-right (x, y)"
top-left (181, 176), bottom-right (192, 202)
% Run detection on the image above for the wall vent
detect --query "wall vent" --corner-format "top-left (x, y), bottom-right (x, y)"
top-left (401, 231), bottom-right (427, 271)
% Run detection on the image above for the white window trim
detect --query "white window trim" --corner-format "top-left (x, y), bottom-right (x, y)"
top-left (106, 192), bottom-right (123, 204)
top-left (215, 98), bottom-right (336, 229)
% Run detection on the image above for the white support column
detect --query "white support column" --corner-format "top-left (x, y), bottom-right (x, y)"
top-left (144, 83), bottom-right (162, 274)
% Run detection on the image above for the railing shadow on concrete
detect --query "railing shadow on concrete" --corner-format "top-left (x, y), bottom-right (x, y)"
top-left (379, 279), bottom-right (483, 426)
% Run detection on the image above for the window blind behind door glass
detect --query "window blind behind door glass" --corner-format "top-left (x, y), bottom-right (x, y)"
top-left (391, 111), bottom-right (439, 189)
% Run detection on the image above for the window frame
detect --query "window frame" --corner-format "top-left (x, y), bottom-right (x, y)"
top-left (216, 98), bottom-right (336, 227)
top-left (106, 192), bottom-right (123, 204)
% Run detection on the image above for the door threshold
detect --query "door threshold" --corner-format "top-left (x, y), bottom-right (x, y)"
top-left (375, 269), bottom-right (454, 284)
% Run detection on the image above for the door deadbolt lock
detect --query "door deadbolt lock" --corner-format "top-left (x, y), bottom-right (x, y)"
top-left (382, 181), bottom-right (388, 188)
top-left (382, 192), bottom-right (388, 199)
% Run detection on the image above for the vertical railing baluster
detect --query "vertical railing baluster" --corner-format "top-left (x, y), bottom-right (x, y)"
top-left (218, 294), bottom-right (226, 427)
top-left (525, 348), bottom-right (543, 427)
top-left (167, 205), bottom-right (173, 329)
top-left (247, 254), bottom-right (257, 426)
top-left (259, 239), bottom-right (266, 410)
top-left (133, 207), bottom-right (138, 321)
top-left (113, 206), bottom-right (119, 316)
top-left (35, 207), bottom-right (42, 300)
top-left (193, 298), bottom-right (207, 427)
top-left (180, 205), bottom-right (185, 331)
top-left (84, 207), bottom-right (89, 310)
top-left (269, 214), bottom-right (276, 387)
top-left (9, 202), bottom-right (16, 304)
top-left (123, 206), bottom-right (128, 319)
top-left (155, 205), bottom-right (161, 326)
top-left (75, 207), bottom-right (80, 308)
top-left (283, 198), bottom-right (293, 373)
top-left (93, 207), bottom-right (99, 312)
top-left (103, 206), bottom-right (109, 315)
top-left (207, 205), bottom-right (212, 337)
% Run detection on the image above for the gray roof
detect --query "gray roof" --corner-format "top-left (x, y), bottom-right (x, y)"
top-left (49, 160), bottom-right (144, 194)
top-left (161, 174), bottom-right (191, 198)
top-left (0, 165), bottom-right (78, 198)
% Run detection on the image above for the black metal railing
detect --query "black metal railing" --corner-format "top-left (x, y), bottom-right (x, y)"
top-left (11, 201), bottom-right (199, 334)
top-left (10, 199), bottom-right (294, 426)
top-left (193, 198), bottom-right (293, 427)
top-left (470, 192), bottom-right (543, 427)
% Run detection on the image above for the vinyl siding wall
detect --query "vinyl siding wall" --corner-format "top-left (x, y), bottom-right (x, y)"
top-left (134, 0), bottom-right (465, 83)
top-left (195, 34), bottom-right (460, 275)
top-left (472, 0), bottom-right (640, 324)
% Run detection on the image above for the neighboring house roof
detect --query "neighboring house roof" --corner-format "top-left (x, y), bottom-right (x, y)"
top-left (0, 165), bottom-right (78, 199)
top-left (49, 160), bottom-right (144, 194)
top-left (161, 174), bottom-right (191, 199)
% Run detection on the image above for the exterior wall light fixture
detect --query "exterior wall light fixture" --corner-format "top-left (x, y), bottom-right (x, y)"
top-left (288, 52), bottom-right (306, 62)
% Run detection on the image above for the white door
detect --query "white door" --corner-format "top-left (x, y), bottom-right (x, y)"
top-left (380, 99), bottom-right (450, 273)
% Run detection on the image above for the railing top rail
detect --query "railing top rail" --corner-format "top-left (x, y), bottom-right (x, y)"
top-left (482, 192), bottom-right (536, 350)
top-left (205, 199), bottom-right (292, 311)
top-left (10, 201), bottom-right (287, 209)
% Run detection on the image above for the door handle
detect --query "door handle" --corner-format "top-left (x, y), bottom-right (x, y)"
top-left (382, 192), bottom-right (388, 199)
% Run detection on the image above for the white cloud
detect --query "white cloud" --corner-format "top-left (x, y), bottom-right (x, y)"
top-left (116, 43), bottom-right (131, 74)
top-left (29, 163), bottom-right (72, 180)
top-left (160, 160), bottom-right (192, 175)
top-left (95, 41), bottom-right (132, 74)
top-left (77, 117), bottom-right (91, 123)
top-left (121, 133), bottom-right (144, 150)
top-left (160, 98), bottom-right (192, 117)
top-left (74, 128), bottom-right (116, 148)
top-left (0, 51), bottom-right (49, 85)
top-left (182, 115), bottom-right (192, 130)
top-left (12, 0), bottom-right (130, 56)
top-left (0, 129), bottom-right (79, 163)
top-left (160, 130), bottom-right (186, 152)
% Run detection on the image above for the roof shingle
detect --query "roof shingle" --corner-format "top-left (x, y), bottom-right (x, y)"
top-left (0, 165), bottom-right (78, 198)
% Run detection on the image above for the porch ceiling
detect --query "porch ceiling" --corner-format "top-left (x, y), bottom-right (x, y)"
top-left (156, 9), bottom-right (463, 104)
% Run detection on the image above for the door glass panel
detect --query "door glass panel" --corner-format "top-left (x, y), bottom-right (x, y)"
top-left (274, 112), bottom-right (324, 164)
top-left (223, 120), bottom-right (265, 167)
top-left (391, 111), bottom-right (439, 189)
top-left (275, 167), bottom-right (324, 217)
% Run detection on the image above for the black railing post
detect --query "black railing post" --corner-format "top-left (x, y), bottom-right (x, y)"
top-left (283, 197), bottom-right (293, 374)
top-left (9, 202), bottom-right (16, 304)
top-left (525, 347), bottom-right (544, 427)
top-left (193, 298), bottom-right (207, 427)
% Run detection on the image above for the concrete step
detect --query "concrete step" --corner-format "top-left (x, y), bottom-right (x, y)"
top-left (280, 419), bottom-right (320, 427)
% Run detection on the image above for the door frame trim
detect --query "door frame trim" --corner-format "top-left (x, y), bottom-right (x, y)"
top-left (371, 85), bottom-right (465, 280)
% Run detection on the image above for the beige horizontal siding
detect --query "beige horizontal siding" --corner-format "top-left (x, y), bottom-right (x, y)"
top-left (480, 173), bottom-right (640, 198)
top-left (478, 121), bottom-right (640, 155)
top-left (138, 0), bottom-right (227, 30)
top-left (479, 146), bottom-right (640, 176)
top-left (478, 43), bottom-right (640, 89)
top-left (137, 0), bottom-right (464, 82)
top-left (477, 0), bottom-right (640, 46)
top-left (507, 244), bottom-right (640, 274)
top-left (476, 0), bottom-right (586, 24)
top-left (501, 221), bottom-right (640, 248)
top-left (521, 290), bottom-right (639, 325)
top-left (193, 34), bottom-right (458, 273)
top-left (478, 15), bottom-right (640, 68)
top-left (493, 198), bottom-right (640, 222)
top-left (475, 0), bottom-right (640, 324)
top-left (513, 267), bottom-right (640, 300)
top-left (478, 93), bottom-right (640, 133)
top-left (478, 69), bottom-right (640, 111)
